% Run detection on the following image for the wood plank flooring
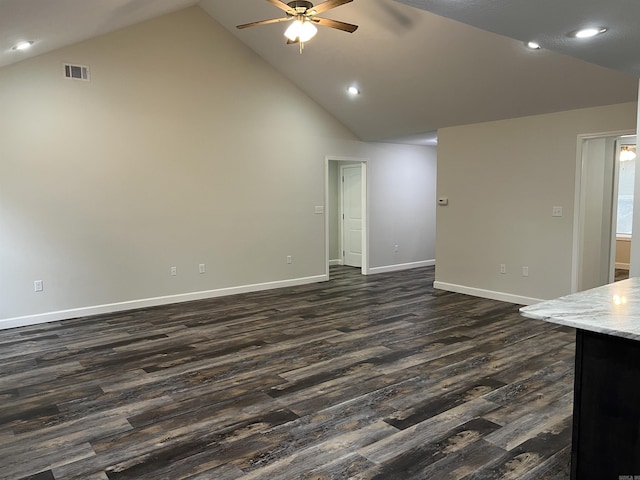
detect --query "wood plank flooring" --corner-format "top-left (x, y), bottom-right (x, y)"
top-left (0, 266), bottom-right (575, 479)
top-left (615, 268), bottom-right (630, 282)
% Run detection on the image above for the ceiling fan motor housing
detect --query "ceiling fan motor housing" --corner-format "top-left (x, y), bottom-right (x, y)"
top-left (236, 0), bottom-right (358, 39)
top-left (288, 0), bottom-right (314, 13)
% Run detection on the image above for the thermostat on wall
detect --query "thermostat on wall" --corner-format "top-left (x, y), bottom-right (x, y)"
top-left (438, 197), bottom-right (449, 206)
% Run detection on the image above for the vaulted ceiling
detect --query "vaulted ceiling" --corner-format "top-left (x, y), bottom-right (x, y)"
top-left (2, 0), bottom-right (638, 144)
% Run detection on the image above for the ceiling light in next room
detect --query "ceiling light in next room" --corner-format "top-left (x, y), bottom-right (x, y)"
top-left (620, 146), bottom-right (637, 162)
top-left (347, 85), bottom-right (360, 96)
top-left (526, 41), bottom-right (541, 50)
top-left (570, 27), bottom-right (608, 39)
top-left (12, 41), bottom-right (34, 51)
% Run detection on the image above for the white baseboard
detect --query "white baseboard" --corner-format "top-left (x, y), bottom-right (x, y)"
top-left (329, 259), bottom-right (343, 266)
top-left (433, 281), bottom-right (543, 306)
top-left (616, 262), bottom-right (630, 270)
top-left (0, 274), bottom-right (329, 331)
top-left (368, 259), bottom-right (436, 275)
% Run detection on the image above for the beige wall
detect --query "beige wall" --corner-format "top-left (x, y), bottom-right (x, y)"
top-left (436, 102), bottom-right (638, 303)
top-left (0, 7), bottom-right (436, 325)
top-left (367, 143), bottom-right (437, 270)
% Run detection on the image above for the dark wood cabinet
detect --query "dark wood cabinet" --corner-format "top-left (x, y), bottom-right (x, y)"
top-left (571, 329), bottom-right (640, 479)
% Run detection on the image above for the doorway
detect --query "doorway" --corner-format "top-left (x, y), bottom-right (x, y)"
top-left (614, 137), bottom-right (636, 281)
top-left (574, 131), bottom-right (636, 292)
top-left (325, 157), bottom-right (368, 277)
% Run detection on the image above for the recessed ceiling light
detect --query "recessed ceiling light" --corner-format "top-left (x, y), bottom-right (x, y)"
top-left (570, 27), bottom-right (607, 39)
top-left (526, 41), bottom-right (541, 50)
top-left (12, 41), bottom-right (34, 51)
top-left (347, 86), bottom-right (360, 96)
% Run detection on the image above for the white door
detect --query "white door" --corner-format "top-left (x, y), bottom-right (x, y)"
top-left (341, 165), bottom-right (362, 267)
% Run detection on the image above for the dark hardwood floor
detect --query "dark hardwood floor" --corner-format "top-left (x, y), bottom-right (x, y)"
top-left (0, 266), bottom-right (575, 479)
top-left (615, 268), bottom-right (630, 282)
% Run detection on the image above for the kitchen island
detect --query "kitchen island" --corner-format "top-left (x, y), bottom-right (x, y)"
top-left (520, 277), bottom-right (640, 480)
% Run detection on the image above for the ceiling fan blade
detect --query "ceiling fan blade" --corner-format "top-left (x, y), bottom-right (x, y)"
top-left (265, 0), bottom-right (296, 14)
top-left (237, 17), bottom-right (292, 29)
top-left (312, 17), bottom-right (358, 33)
top-left (286, 37), bottom-right (300, 44)
top-left (309, 0), bottom-right (353, 15)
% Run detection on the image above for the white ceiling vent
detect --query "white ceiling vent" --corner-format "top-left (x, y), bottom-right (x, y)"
top-left (63, 63), bottom-right (90, 82)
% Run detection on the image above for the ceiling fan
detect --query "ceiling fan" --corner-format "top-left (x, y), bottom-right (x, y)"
top-left (237, 0), bottom-right (358, 52)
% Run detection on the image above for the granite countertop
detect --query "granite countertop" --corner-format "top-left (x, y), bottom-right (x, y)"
top-left (520, 277), bottom-right (640, 341)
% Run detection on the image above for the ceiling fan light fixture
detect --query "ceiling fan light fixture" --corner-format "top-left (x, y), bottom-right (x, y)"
top-left (526, 41), bottom-right (541, 50)
top-left (285, 18), bottom-right (317, 43)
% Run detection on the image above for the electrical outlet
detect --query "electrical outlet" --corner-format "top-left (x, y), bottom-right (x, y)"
top-left (552, 206), bottom-right (563, 217)
top-left (500, 264), bottom-right (506, 274)
top-left (199, 264), bottom-right (206, 274)
top-left (34, 280), bottom-right (43, 292)
top-left (287, 256), bottom-right (292, 264)
top-left (522, 266), bottom-right (529, 277)
top-left (170, 266), bottom-right (177, 276)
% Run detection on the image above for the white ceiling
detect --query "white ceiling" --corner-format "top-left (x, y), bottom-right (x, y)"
top-left (0, 0), bottom-right (199, 68)
top-left (2, 0), bottom-right (638, 144)
top-left (398, 0), bottom-right (640, 77)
